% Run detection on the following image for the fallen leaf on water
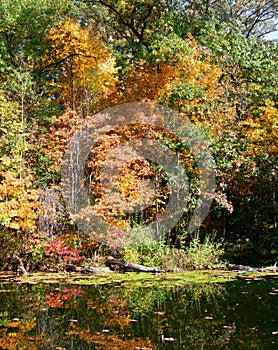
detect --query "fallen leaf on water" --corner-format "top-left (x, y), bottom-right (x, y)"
top-left (163, 337), bottom-right (176, 342)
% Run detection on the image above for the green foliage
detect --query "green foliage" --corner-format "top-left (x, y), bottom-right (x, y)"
top-left (0, 0), bottom-right (73, 69)
top-left (186, 233), bottom-right (225, 269)
top-left (162, 83), bottom-right (207, 110)
top-left (33, 154), bottom-right (60, 186)
top-left (149, 32), bottom-right (192, 64)
top-left (122, 237), bottom-right (188, 271)
top-left (0, 94), bottom-right (23, 171)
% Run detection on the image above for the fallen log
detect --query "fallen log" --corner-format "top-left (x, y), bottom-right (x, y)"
top-left (64, 264), bottom-right (80, 272)
top-left (64, 264), bottom-right (111, 274)
top-left (82, 266), bottom-right (111, 274)
top-left (213, 263), bottom-right (278, 273)
top-left (225, 264), bottom-right (259, 272)
top-left (105, 258), bottom-right (165, 273)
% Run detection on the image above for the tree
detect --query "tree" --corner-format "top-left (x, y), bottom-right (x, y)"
top-left (0, 0), bottom-right (277, 267)
top-left (183, 0), bottom-right (278, 38)
top-left (41, 17), bottom-right (118, 115)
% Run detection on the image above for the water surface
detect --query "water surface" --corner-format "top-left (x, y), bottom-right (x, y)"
top-left (0, 275), bottom-right (277, 349)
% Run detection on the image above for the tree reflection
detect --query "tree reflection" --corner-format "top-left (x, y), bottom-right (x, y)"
top-left (0, 279), bottom-right (277, 349)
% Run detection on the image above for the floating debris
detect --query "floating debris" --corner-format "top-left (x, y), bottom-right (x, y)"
top-left (162, 335), bottom-right (176, 343)
top-left (155, 311), bottom-right (165, 316)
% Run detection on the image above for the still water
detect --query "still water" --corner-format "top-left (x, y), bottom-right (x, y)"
top-left (0, 276), bottom-right (277, 349)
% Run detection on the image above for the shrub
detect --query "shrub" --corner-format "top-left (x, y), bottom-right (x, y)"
top-left (122, 237), bottom-right (188, 271)
top-left (44, 238), bottom-right (85, 267)
top-left (186, 233), bottom-right (225, 269)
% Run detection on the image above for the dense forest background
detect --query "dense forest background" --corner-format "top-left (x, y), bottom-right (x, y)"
top-left (0, 0), bottom-right (277, 270)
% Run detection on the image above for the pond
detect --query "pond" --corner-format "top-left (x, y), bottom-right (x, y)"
top-left (0, 273), bottom-right (277, 349)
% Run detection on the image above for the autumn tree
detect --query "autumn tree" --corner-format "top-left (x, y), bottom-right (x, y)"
top-left (0, 0), bottom-right (277, 268)
top-left (0, 0), bottom-right (74, 267)
top-left (41, 17), bottom-right (118, 116)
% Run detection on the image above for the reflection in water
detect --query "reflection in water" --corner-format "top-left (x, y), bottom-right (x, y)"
top-left (0, 277), bottom-right (277, 349)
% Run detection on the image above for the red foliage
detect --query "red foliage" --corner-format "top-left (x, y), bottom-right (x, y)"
top-left (44, 288), bottom-right (84, 308)
top-left (44, 238), bottom-right (85, 264)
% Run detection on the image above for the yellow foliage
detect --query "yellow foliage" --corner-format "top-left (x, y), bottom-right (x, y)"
top-left (41, 31), bottom-right (236, 232)
top-left (43, 18), bottom-right (118, 115)
top-left (69, 326), bottom-right (154, 350)
top-left (110, 34), bottom-right (235, 133)
top-left (240, 100), bottom-right (278, 180)
top-left (0, 171), bottom-right (40, 231)
top-left (244, 101), bottom-right (278, 155)
top-left (0, 319), bottom-right (47, 350)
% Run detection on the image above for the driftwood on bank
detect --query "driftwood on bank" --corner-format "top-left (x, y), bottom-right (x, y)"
top-left (9, 259), bottom-right (278, 276)
top-left (64, 264), bottom-right (111, 274)
top-left (64, 261), bottom-right (278, 275)
top-left (104, 258), bottom-right (165, 273)
top-left (223, 264), bottom-right (259, 272)
top-left (217, 263), bottom-right (277, 273)
top-left (64, 259), bottom-right (165, 274)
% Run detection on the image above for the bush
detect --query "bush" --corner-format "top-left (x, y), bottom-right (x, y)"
top-left (186, 233), bottom-right (225, 269)
top-left (122, 237), bottom-right (188, 271)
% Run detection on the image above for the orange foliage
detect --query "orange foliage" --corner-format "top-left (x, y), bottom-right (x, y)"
top-left (69, 326), bottom-right (155, 350)
top-left (85, 125), bottom-right (178, 230)
top-left (110, 35), bottom-right (229, 129)
top-left (40, 33), bottom-right (233, 235)
top-left (0, 319), bottom-right (49, 350)
top-left (39, 108), bottom-right (83, 172)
